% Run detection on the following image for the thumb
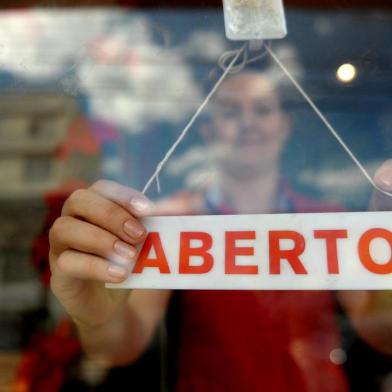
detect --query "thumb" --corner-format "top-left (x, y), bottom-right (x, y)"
top-left (369, 159), bottom-right (392, 211)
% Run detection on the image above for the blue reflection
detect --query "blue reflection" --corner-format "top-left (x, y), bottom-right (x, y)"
top-left (0, 8), bottom-right (390, 210)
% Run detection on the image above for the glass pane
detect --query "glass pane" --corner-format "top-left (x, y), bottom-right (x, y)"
top-left (0, 2), bottom-right (391, 391)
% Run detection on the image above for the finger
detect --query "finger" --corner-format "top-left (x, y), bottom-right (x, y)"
top-left (49, 216), bottom-right (138, 266)
top-left (90, 180), bottom-right (155, 217)
top-left (374, 159), bottom-right (392, 192)
top-left (55, 249), bottom-right (131, 283)
top-left (370, 160), bottom-right (392, 211)
top-left (62, 189), bottom-right (147, 245)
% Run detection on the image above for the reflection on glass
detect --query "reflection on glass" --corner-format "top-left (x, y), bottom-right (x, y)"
top-left (337, 63), bottom-right (357, 84)
top-left (0, 5), bottom-right (391, 392)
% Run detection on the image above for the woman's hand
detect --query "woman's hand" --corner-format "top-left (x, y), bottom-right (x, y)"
top-left (49, 180), bottom-right (154, 331)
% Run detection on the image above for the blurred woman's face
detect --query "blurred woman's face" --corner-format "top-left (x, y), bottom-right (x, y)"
top-left (207, 72), bottom-right (290, 179)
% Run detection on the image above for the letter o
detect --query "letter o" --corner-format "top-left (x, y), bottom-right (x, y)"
top-left (358, 228), bottom-right (392, 274)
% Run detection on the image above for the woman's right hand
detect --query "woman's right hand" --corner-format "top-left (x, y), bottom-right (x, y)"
top-left (49, 180), bottom-right (154, 332)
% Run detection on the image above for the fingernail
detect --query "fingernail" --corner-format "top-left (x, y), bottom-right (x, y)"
top-left (114, 241), bottom-right (137, 259)
top-left (124, 220), bottom-right (145, 239)
top-left (130, 195), bottom-right (153, 212)
top-left (108, 264), bottom-right (127, 279)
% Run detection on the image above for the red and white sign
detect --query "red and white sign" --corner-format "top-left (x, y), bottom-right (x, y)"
top-left (107, 211), bottom-right (392, 290)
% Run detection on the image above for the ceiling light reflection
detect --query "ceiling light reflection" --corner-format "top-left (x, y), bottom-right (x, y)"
top-left (336, 63), bottom-right (357, 83)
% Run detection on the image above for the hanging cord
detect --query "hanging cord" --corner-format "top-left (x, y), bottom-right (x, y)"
top-left (142, 43), bottom-right (247, 195)
top-left (142, 39), bottom-right (392, 198)
top-left (218, 40), bottom-right (271, 74)
top-left (264, 44), bottom-right (392, 199)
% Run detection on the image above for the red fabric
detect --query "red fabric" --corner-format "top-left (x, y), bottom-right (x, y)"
top-left (175, 189), bottom-right (349, 392)
top-left (20, 183), bottom-right (87, 392)
top-left (13, 319), bottom-right (81, 392)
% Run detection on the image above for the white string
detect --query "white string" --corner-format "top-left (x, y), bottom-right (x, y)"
top-left (217, 40), bottom-right (271, 74)
top-left (142, 44), bottom-right (247, 195)
top-left (265, 44), bottom-right (392, 199)
top-left (143, 41), bottom-right (390, 198)
top-left (218, 48), bottom-right (249, 74)
top-left (156, 175), bottom-right (161, 194)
